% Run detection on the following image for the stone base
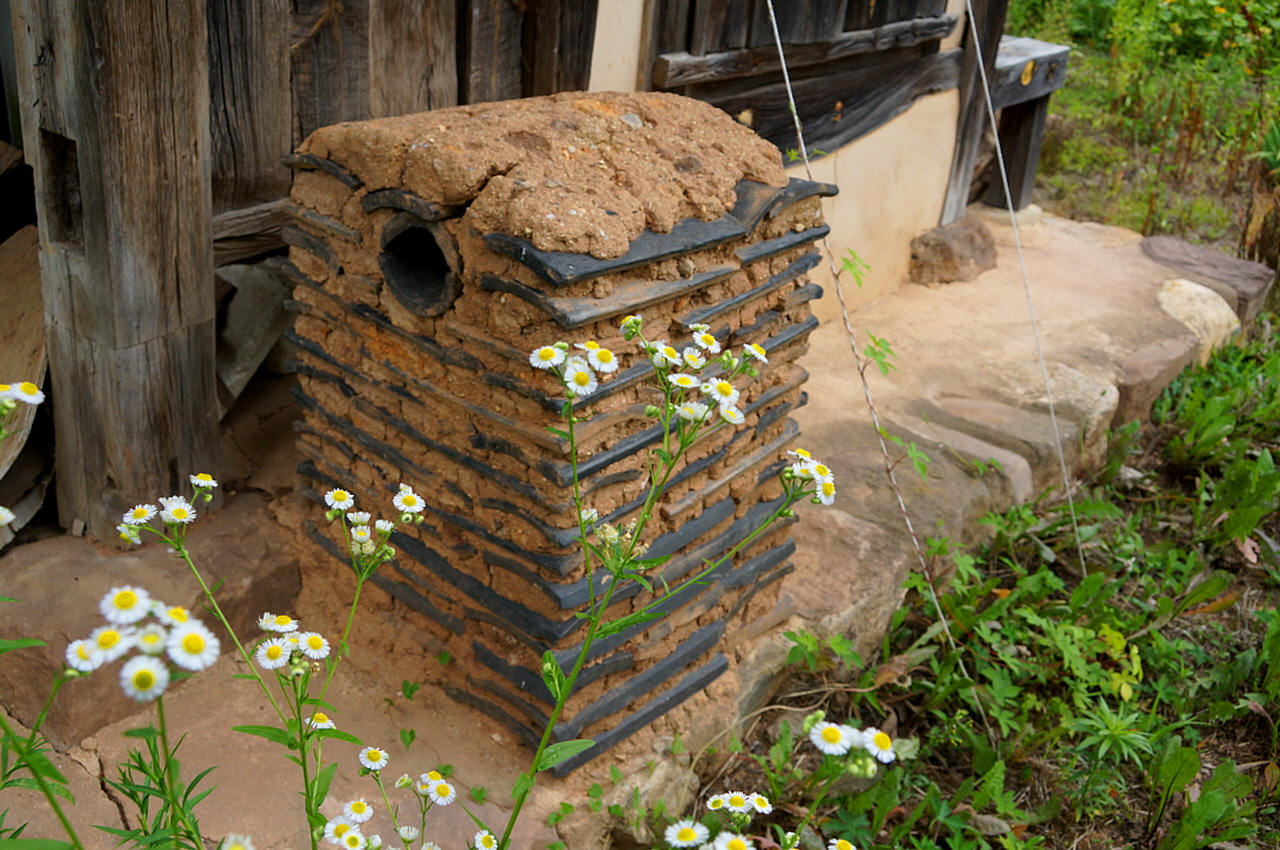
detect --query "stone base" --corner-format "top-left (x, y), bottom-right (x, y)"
top-left (909, 211), bottom-right (997, 284)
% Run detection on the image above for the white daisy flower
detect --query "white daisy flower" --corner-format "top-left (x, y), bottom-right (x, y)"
top-left (580, 507), bottom-right (599, 524)
top-left (255, 638), bottom-right (290, 670)
top-left (120, 655), bottom-right (169, 702)
top-left (650, 343), bottom-right (682, 369)
top-left (344, 799), bottom-right (374, 823)
top-left (664, 820), bottom-right (709, 848)
top-left (359, 746), bottom-right (389, 771)
top-left (788, 448), bottom-right (813, 460)
top-left (828, 838), bottom-right (856, 850)
top-left (816, 479), bottom-right (837, 506)
top-left (100, 586), bottom-right (152, 625)
top-left (414, 779), bottom-right (433, 797)
top-left (375, 519), bottom-right (394, 533)
top-left (395, 774), bottom-right (413, 789)
top-left (341, 832), bottom-right (366, 850)
top-left (619, 314), bottom-right (643, 334)
top-left (751, 793), bottom-right (772, 814)
top-left (719, 406), bottom-right (745, 426)
top-left (324, 818), bottom-right (356, 846)
top-left (428, 780), bottom-right (457, 806)
top-left (676, 401), bottom-right (711, 423)
top-left (158, 496), bottom-right (196, 524)
top-left (366, 836), bottom-right (382, 850)
top-left (89, 625), bottom-right (136, 664)
top-left (167, 622), bottom-right (220, 671)
top-left (744, 342), bottom-right (768, 363)
top-left (0, 506), bottom-right (13, 526)
top-left (668, 373), bottom-right (700, 390)
top-left (529, 345), bottom-right (566, 370)
top-left (300, 632), bottom-right (330, 660)
top-left (393, 484), bottom-right (424, 514)
top-left (325, 489), bottom-right (355, 509)
top-left (473, 831), bottom-right (497, 850)
top-left (713, 832), bottom-right (753, 850)
top-left (809, 461), bottom-right (835, 484)
top-left (307, 712), bottom-right (336, 730)
top-left (259, 612), bottom-right (299, 633)
top-left (11, 382), bottom-right (44, 404)
top-left (123, 504), bottom-right (158, 525)
top-left (702, 378), bottom-right (740, 409)
top-left (351, 525), bottom-right (373, 544)
top-left (116, 522), bottom-right (140, 544)
top-left (135, 623), bottom-right (169, 656)
top-left (682, 347), bottom-right (706, 370)
top-left (189, 473), bottom-right (218, 489)
top-left (588, 346), bottom-right (618, 373)
top-left (347, 511), bottom-right (371, 524)
top-left (562, 357), bottom-right (598, 398)
top-left (397, 827), bottom-right (419, 843)
top-left (706, 793), bottom-right (728, 811)
top-left (810, 721), bottom-right (856, 756)
top-left (154, 603), bottom-right (190, 626)
top-left (65, 638), bottom-right (101, 672)
top-left (692, 331), bottom-right (721, 354)
top-left (724, 791), bottom-right (751, 813)
top-left (421, 843), bottom-right (442, 850)
top-left (220, 835), bottom-right (255, 850)
top-left (689, 323), bottom-right (711, 333)
top-left (863, 727), bottom-right (896, 763)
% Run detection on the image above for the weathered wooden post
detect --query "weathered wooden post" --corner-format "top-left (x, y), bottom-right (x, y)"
top-left (10, 0), bottom-right (217, 539)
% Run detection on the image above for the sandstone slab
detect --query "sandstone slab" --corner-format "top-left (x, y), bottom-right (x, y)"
top-left (1157, 278), bottom-right (1240, 365)
top-left (1113, 333), bottom-right (1200, 425)
top-left (1143, 235), bottom-right (1276, 324)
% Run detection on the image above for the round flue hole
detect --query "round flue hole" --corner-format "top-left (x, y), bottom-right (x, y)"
top-left (378, 213), bottom-right (461, 317)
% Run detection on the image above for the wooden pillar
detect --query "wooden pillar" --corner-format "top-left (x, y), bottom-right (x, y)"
top-left (939, 0), bottom-right (1008, 224)
top-left (10, 0), bottom-right (217, 540)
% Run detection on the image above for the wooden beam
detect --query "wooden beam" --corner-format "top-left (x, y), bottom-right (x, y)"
top-left (521, 0), bottom-right (600, 96)
top-left (11, 0), bottom-right (218, 540)
top-left (213, 200), bottom-right (290, 266)
top-left (983, 95), bottom-right (1049, 211)
top-left (369, 0), bottom-right (458, 116)
top-left (654, 14), bottom-right (958, 87)
top-left (461, 0), bottom-right (523, 104)
top-left (940, 0), bottom-right (1009, 224)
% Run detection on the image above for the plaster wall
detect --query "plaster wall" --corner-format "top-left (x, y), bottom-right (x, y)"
top-left (588, 0), bottom-right (647, 91)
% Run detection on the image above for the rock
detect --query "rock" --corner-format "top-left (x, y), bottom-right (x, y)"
top-left (1156, 278), bottom-right (1240, 365)
top-left (909, 212), bottom-right (997, 284)
top-left (887, 412), bottom-right (1034, 505)
top-left (215, 257), bottom-right (295, 406)
top-left (1113, 334), bottom-right (1199, 425)
top-left (0, 494), bottom-right (300, 747)
top-left (1142, 235), bottom-right (1276, 325)
top-left (970, 201), bottom-right (1043, 228)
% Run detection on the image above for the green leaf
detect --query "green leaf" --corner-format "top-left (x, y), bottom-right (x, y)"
top-left (537, 739), bottom-right (595, 772)
top-left (470, 785), bottom-right (488, 804)
top-left (511, 771), bottom-right (535, 800)
top-left (0, 840), bottom-right (77, 850)
top-left (0, 596), bottom-right (21, 603)
top-left (400, 728), bottom-right (416, 750)
top-left (0, 639), bottom-right (44, 655)
top-left (301, 697), bottom-right (337, 710)
top-left (231, 724), bottom-right (295, 748)
top-left (401, 680), bottom-right (420, 701)
top-left (232, 673), bottom-right (258, 681)
top-left (541, 650), bottom-right (567, 701)
top-left (314, 728), bottom-right (363, 746)
top-left (123, 726), bottom-right (159, 740)
top-left (1175, 571), bottom-right (1233, 616)
top-left (1156, 746), bottom-right (1200, 799)
top-left (313, 762), bottom-right (339, 805)
top-left (595, 610), bottom-right (664, 640)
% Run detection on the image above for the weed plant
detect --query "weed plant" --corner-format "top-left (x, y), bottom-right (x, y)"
top-left (704, 326), bottom-right (1280, 849)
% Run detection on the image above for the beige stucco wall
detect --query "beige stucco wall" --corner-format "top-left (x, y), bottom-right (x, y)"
top-left (587, 3), bottom-right (967, 321)
top-left (789, 88), bottom-right (960, 322)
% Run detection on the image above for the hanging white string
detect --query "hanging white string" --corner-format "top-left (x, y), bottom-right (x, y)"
top-left (961, 0), bottom-right (1088, 571)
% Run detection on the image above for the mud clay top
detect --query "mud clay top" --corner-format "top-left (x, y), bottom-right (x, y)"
top-left (298, 91), bottom-right (788, 260)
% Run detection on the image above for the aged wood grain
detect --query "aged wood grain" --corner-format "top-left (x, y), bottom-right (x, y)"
top-left (690, 0), bottom-right (749, 56)
top-left (208, 0), bottom-right (292, 213)
top-left (292, 0), bottom-right (370, 144)
top-left (213, 200), bottom-right (290, 265)
top-left (747, 0), bottom-right (848, 48)
top-left (462, 0), bottom-right (523, 104)
top-left (940, 0), bottom-right (1009, 224)
top-left (522, 0), bottom-right (600, 95)
top-left (689, 46), bottom-right (961, 154)
top-left (654, 13), bottom-right (957, 86)
top-left (370, 0), bottom-right (459, 116)
top-left (637, 0), bottom-right (692, 90)
top-left (983, 95), bottom-right (1048, 211)
top-left (11, 0), bottom-right (218, 539)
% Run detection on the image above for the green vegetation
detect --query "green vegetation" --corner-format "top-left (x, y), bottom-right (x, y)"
top-left (1009, 0), bottom-right (1280, 248)
top-left (695, 325), bottom-right (1280, 849)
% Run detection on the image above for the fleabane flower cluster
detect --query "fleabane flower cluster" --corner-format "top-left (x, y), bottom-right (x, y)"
top-left (115, 474), bottom-right (219, 544)
top-left (322, 486), bottom-right (422, 573)
top-left (65, 588), bottom-right (220, 702)
top-left (804, 711), bottom-right (897, 778)
top-left (529, 337), bottom-right (619, 401)
top-left (637, 319), bottom-right (758, 429)
top-left (254, 612), bottom-right (331, 680)
top-left (0, 380), bottom-right (44, 526)
top-left (694, 789), bottom-right (771, 844)
top-left (783, 448), bottom-right (838, 506)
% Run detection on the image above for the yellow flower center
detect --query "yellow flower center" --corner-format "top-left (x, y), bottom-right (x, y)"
top-left (796, 448), bottom-right (811, 458)
top-left (266, 646), bottom-right (283, 660)
top-left (172, 508), bottom-right (189, 519)
top-left (134, 670), bottom-right (155, 690)
top-left (709, 799), bottom-right (723, 809)
top-left (169, 607), bottom-right (189, 623)
top-left (822, 481), bottom-right (836, 497)
top-left (597, 349), bottom-right (614, 363)
top-left (19, 382), bottom-right (38, 395)
top-left (76, 644), bottom-right (91, 659)
top-left (195, 473), bottom-right (213, 483)
top-left (427, 770), bottom-right (442, 780)
top-left (677, 828), bottom-right (696, 842)
top-left (367, 749), bottom-right (383, 761)
top-left (727, 839), bottom-right (746, 850)
top-left (273, 615), bottom-right (293, 627)
top-left (351, 802), bottom-right (368, 814)
top-left (437, 782), bottom-right (453, 796)
top-left (307, 635), bottom-right (323, 649)
top-left (480, 837), bottom-right (495, 849)
top-left (228, 844), bottom-right (246, 850)
top-left (663, 347), bottom-right (678, 359)
top-left (814, 464), bottom-right (830, 477)
top-left (874, 731), bottom-right (892, 750)
top-left (729, 795), bottom-right (746, 807)
top-left (538, 348), bottom-right (557, 361)
top-left (583, 341), bottom-right (599, 350)
top-left (142, 633), bottom-right (161, 647)
top-left (99, 631), bottom-right (120, 649)
top-left (344, 836), bottom-right (361, 849)
top-left (130, 507), bottom-right (149, 519)
top-left (333, 491), bottom-right (350, 503)
top-left (822, 726), bottom-right (842, 744)
top-left (313, 712), bottom-right (329, 724)
top-left (333, 824), bottom-right (351, 838)
top-left (751, 344), bottom-right (765, 356)
top-left (183, 634), bottom-right (205, 653)
top-left (573, 372), bottom-right (590, 387)
top-left (836, 841), bottom-right (854, 850)
top-left (114, 591), bottom-right (137, 609)
top-left (716, 381), bottom-right (731, 394)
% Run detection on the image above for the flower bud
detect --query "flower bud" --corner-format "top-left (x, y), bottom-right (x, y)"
top-left (644, 405), bottom-right (661, 417)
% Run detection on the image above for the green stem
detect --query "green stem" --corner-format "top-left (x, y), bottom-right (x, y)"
top-left (374, 774), bottom-right (402, 833)
top-left (173, 544), bottom-right (288, 726)
top-left (157, 696), bottom-right (203, 849)
top-left (788, 765), bottom-right (842, 847)
top-left (0, 707), bottom-right (86, 850)
top-left (316, 577), bottom-right (364, 706)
